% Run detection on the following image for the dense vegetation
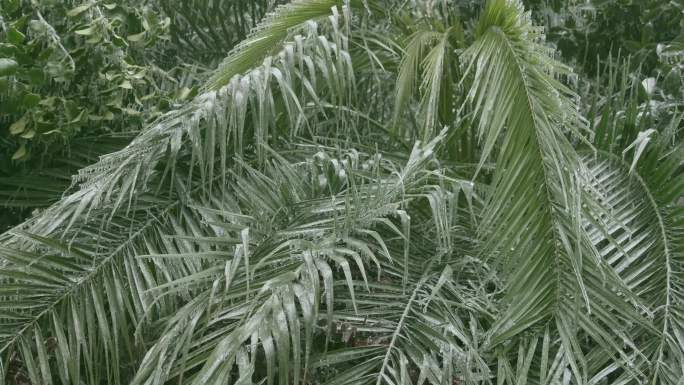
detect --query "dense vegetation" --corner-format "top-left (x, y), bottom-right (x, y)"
top-left (0, 0), bottom-right (682, 384)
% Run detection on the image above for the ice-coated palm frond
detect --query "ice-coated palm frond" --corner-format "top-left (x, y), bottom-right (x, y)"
top-left (205, 0), bottom-right (355, 90)
top-left (463, 0), bottom-right (649, 381)
top-left (0, 190), bottom-right (207, 384)
top-left (127, 132), bottom-right (490, 385)
top-left (392, 28), bottom-right (443, 134)
top-left (391, 18), bottom-right (466, 142)
top-left (583, 139), bottom-right (684, 384)
top-left (466, 0), bottom-right (583, 337)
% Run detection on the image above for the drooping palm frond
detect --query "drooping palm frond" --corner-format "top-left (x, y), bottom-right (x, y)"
top-left (462, 0), bottom-right (651, 382)
top-left (0, 188), bottom-right (206, 384)
top-left (390, 17), bottom-right (466, 142)
top-left (392, 28), bottom-right (443, 134)
top-left (205, 0), bottom-right (358, 90)
top-left (582, 118), bottom-right (684, 384)
top-left (127, 131), bottom-right (492, 385)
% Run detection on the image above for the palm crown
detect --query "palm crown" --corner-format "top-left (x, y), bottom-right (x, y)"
top-left (0, 0), bottom-right (682, 384)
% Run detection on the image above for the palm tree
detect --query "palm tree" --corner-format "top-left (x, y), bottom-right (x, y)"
top-left (0, 0), bottom-right (682, 384)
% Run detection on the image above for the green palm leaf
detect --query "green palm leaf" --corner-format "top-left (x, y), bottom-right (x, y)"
top-left (463, 0), bottom-right (651, 382)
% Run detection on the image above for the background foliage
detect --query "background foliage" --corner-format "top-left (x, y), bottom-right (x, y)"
top-left (0, 0), bottom-right (276, 230)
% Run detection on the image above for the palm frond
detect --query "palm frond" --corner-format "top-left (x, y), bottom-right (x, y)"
top-left (205, 0), bottom-right (355, 90)
top-left (0, 191), bottom-right (202, 384)
top-left (463, 0), bottom-right (649, 381)
top-left (391, 28), bottom-right (441, 135)
top-left (583, 141), bottom-right (684, 384)
top-left (127, 131), bottom-right (488, 384)
top-left (391, 19), bottom-right (465, 141)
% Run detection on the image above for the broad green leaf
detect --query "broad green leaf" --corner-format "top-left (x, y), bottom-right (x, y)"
top-left (9, 115), bottom-right (27, 135)
top-left (66, 4), bottom-right (92, 17)
top-left (0, 58), bottom-right (18, 76)
top-left (127, 31), bottom-right (146, 42)
top-left (11, 144), bottom-right (27, 160)
top-left (7, 28), bottom-right (25, 44)
top-left (75, 26), bottom-right (96, 35)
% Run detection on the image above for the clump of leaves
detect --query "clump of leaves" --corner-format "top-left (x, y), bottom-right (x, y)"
top-left (0, 0), bottom-right (197, 163)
